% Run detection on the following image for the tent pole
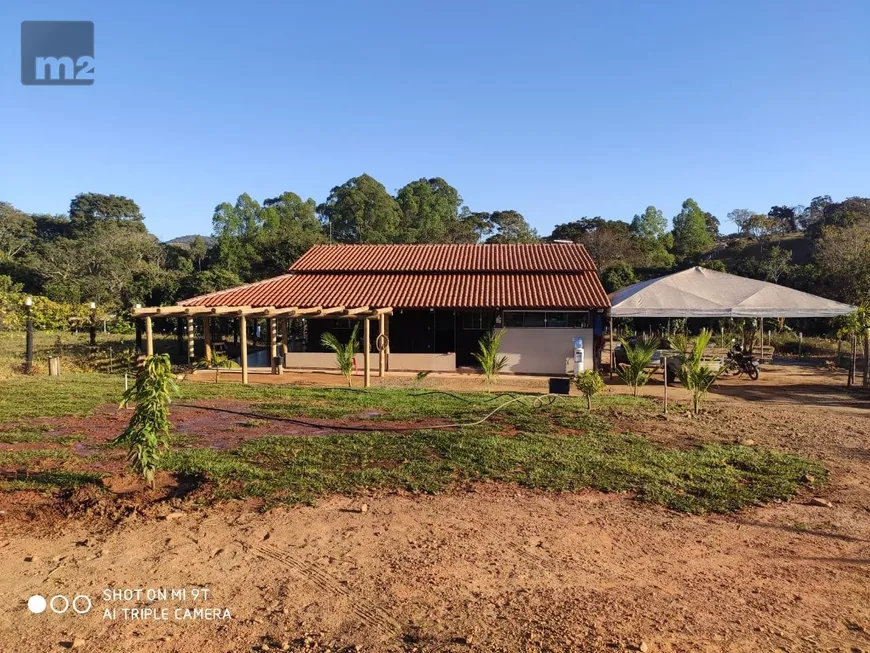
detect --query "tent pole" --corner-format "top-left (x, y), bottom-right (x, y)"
top-left (609, 314), bottom-right (614, 379)
top-left (760, 317), bottom-right (764, 363)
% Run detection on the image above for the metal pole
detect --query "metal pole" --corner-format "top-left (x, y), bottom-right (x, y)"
top-left (662, 355), bottom-right (668, 415)
top-left (609, 315), bottom-right (614, 379)
top-left (759, 317), bottom-right (764, 363)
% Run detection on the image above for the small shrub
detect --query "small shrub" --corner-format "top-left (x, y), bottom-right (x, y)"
top-left (111, 354), bottom-right (179, 486)
top-left (573, 370), bottom-right (605, 409)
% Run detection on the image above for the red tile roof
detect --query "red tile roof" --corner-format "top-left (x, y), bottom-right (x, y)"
top-left (180, 243), bottom-right (609, 309)
top-left (290, 243), bottom-right (597, 272)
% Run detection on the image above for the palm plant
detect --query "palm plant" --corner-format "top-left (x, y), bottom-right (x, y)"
top-left (615, 336), bottom-right (658, 396)
top-left (321, 323), bottom-right (360, 387)
top-left (198, 351), bottom-right (237, 383)
top-left (675, 329), bottom-right (724, 414)
top-left (473, 329), bottom-right (509, 384)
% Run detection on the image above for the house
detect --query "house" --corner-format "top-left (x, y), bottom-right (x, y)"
top-left (172, 243), bottom-right (609, 377)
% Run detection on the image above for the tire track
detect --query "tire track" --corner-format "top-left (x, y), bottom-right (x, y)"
top-left (253, 543), bottom-right (401, 639)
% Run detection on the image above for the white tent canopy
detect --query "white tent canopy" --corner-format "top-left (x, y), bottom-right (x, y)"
top-left (609, 267), bottom-right (855, 318)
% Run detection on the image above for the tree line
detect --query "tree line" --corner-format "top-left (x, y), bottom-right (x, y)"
top-left (0, 175), bottom-right (867, 318)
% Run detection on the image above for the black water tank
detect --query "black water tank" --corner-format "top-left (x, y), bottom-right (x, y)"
top-left (548, 377), bottom-right (571, 395)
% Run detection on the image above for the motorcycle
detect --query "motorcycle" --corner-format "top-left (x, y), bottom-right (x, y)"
top-left (723, 341), bottom-right (760, 380)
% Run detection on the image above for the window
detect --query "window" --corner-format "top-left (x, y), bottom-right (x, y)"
top-left (461, 310), bottom-right (492, 330)
top-left (502, 311), bottom-right (590, 328)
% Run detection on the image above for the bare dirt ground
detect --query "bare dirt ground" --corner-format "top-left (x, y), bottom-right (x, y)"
top-left (1, 364), bottom-right (870, 652)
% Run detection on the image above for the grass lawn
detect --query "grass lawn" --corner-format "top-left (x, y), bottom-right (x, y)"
top-left (0, 367), bottom-right (827, 515)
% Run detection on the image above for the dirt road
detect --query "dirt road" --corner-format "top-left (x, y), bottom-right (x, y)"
top-left (2, 364), bottom-right (869, 652)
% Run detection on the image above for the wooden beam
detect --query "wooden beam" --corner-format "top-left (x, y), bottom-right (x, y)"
top-left (345, 306), bottom-right (370, 316)
top-left (317, 306), bottom-right (345, 316)
top-left (363, 317), bottom-right (371, 388)
top-left (184, 306), bottom-right (214, 316)
top-left (240, 314), bottom-right (248, 385)
top-left (267, 307), bottom-right (300, 317)
top-left (210, 306), bottom-right (241, 315)
top-left (294, 306), bottom-right (322, 316)
top-left (145, 316), bottom-right (154, 356)
top-left (132, 307), bottom-right (160, 317)
top-left (372, 307), bottom-right (394, 315)
top-left (155, 306), bottom-right (190, 316)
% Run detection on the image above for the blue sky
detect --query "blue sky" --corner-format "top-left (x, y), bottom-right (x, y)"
top-left (1, 1), bottom-right (868, 240)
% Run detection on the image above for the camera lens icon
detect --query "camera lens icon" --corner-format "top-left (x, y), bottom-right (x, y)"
top-left (27, 595), bottom-right (47, 614)
top-left (27, 594), bottom-right (92, 615)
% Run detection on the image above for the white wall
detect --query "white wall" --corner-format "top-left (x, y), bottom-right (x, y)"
top-left (498, 327), bottom-right (593, 375)
top-left (284, 351), bottom-right (455, 372)
top-left (389, 353), bottom-right (456, 371)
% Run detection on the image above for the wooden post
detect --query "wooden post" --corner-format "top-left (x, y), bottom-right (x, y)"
top-left (378, 313), bottom-right (386, 378)
top-left (363, 317), bottom-right (371, 388)
top-left (240, 314), bottom-right (248, 385)
top-left (609, 315), bottom-right (614, 379)
top-left (203, 316), bottom-right (212, 362)
top-left (186, 316), bottom-right (195, 364)
top-left (145, 316), bottom-right (154, 356)
top-left (270, 317), bottom-right (278, 361)
top-left (663, 355), bottom-right (668, 415)
top-left (281, 318), bottom-right (289, 355)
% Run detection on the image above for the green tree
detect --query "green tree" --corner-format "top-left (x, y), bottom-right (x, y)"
top-left (450, 208), bottom-right (494, 243)
top-left (630, 206), bottom-right (667, 240)
top-left (395, 177), bottom-right (463, 243)
top-left (317, 174), bottom-right (401, 243)
top-left (629, 207), bottom-right (674, 268)
top-left (254, 192), bottom-right (326, 276)
top-left (601, 262), bottom-right (637, 293)
top-left (672, 199), bottom-right (714, 257)
top-left (0, 202), bottom-right (35, 263)
top-left (485, 210), bottom-right (539, 243)
top-left (188, 236), bottom-right (208, 272)
top-left (768, 206), bottom-right (798, 233)
top-left (69, 193), bottom-right (145, 232)
top-left (212, 193), bottom-right (263, 280)
top-left (759, 246), bottom-right (793, 282)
